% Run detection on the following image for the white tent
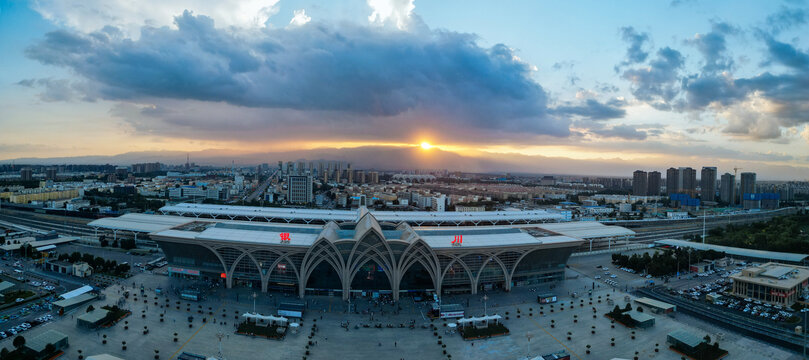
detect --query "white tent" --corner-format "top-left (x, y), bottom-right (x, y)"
top-left (456, 314), bottom-right (502, 328)
top-left (241, 312), bottom-right (288, 326)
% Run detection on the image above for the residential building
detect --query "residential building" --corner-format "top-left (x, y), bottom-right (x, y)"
top-left (632, 170), bottom-right (647, 196)
top-left (666, 167), bottom-right (678, 195)
top-left (700, 167), bottom-right (717, 202)
top-left (740, 172), bottom-right (757, 203)
top-left (680, 167), bottom-right (697, 196)
top-left (720, 173), bottom-right (735, 205)
top-left (45, 167), bottom-right (57, 180)
top-left (647, 171), bottom-right (661, 196)
top-left (20, 167), bottom-right (33, 181)
top-left (287, 174), bottom-right (313, 204)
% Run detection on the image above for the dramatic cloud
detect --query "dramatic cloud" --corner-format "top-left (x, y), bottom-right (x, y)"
top-left (687, 22), bottom-right (737, 73)
top-left (621, 47), bottom-right (684, 110)
top-left (26, 11), bottom-right (583, 140)
top-left (617, 15), bottom-right (809, 141)
top-left (367, 0), bottom-right (415, 30)
top-left (615, 26), bottom-right (650, 70)
top-left (30, 0), bottom-right (280, 38)
top-left (766, 7), bottom-right (807, 34)
top-left (590, 124), bottom-right (647, 140)
top-left (553, 98), bottom-right (626, 120)
top-left (289, 9), bottom-right (311, 27)
top-left (16, 78), bottom-right (80, 102)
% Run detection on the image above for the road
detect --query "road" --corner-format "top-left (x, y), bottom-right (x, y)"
top-left (245, 170), bottom-right (278, 202)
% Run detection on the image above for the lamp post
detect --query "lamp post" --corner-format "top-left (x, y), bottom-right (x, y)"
top-left (483, 294), bottom-right (489, 316)
top-left (802, 308), bottom-right (809, 359)
top-left (216, 332), bottom-right (225, 360)
top-left (252, 292), bottom-right (257, 314)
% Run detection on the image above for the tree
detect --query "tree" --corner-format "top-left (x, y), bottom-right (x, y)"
top-left (45, 343), bottom-right (56, 354)
top-left (13, 335), bottom-right (25, 349)
top-left (87, 305), bottom-right (95, 313)
top-left (703, 335), bottom-right (711, 344)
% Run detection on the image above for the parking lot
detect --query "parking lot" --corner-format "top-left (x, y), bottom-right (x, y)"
top-left (0, 247), bottom-right (802, 359)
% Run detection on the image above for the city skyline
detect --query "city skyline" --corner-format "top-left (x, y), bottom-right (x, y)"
top-left (2, 0), bottom-right (809, 180)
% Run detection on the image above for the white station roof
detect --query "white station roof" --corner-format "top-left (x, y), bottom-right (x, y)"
top-left (160, 203), bottom-right (564, 224)
top-left (88, 213), bottom-right (193, 233)
top-left (534, 222), bottom-right (635, 239)
top-left (195, 226), bottom-right (319, 247)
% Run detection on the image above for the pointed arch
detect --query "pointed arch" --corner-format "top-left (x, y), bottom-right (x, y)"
top-left (346, 228), bottom-right (396, 285)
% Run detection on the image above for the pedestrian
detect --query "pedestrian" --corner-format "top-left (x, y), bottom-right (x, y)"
top-left (395, 341), bottom-right (397, 347)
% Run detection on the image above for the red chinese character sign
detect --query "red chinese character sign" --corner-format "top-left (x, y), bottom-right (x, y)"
top-left (280, 233), bottom-right (291, 244)
top-left (452, 235), bottom-right (463, 246)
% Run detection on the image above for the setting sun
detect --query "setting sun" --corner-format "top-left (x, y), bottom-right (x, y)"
top-left (420, 141), bottom-right (433, 150)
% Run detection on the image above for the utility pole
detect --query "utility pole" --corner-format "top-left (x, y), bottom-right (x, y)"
top-left (702, 209), bottom-right (706, 244)
top-left (252, 292), bottom-right (257, 314)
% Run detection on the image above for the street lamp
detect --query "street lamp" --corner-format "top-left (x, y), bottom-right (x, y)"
top-left (252, 292), bottom-right (258, 314)
top-left (483, 295), bottom-right (489, 316)
top-left (802, 308), bottom-right (809, 359)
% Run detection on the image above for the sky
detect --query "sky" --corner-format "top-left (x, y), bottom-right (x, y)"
top-left (1, 0), bottom-right (809, 179)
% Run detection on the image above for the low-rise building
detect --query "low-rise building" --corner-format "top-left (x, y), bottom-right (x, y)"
top-left (44, 260), bottom-right (73, 274)
top-left (731, 262), bottom-right (809, 306)
top-left (689, 261), bottom-right (715, 273)
top-left (667, 330), bottom-right (703, 354)
top-left (73, 262), bottom-right (93, 277)
top-left (77, 309), bottom-right (110, 328)
top-left (23, 330), bottom-right (69, 358)
top-left (625, 310), bottom-right (655, 328)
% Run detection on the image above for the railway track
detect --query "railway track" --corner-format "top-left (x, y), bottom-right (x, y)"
top-left (0, 212), bottom-right (96, 237)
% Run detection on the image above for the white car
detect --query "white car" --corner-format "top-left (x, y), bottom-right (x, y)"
top-left (594, 275), bottom-right (602, 279)
top-left (646, 275), bottom-right (652, 279)
top-left (610, 275), bottom-right (617, 278)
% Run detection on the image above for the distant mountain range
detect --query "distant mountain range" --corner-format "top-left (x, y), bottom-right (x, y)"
top-left (2, 146), bottom-right (808, 180)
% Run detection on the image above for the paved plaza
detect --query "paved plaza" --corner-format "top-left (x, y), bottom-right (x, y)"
top-left (0, 256), bottom-right (801, 360)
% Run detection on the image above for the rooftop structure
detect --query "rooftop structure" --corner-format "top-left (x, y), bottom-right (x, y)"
top-left (667, 329), bottom-right (703, 353)
top-left (530, 222), bottom-right (635, 252)
top-left (634, 297), bottom-right (676, 314)
top-left (24, 329), bottom-right (69, 354)
top-left (158, 203), bottom-right (564, 226)
top-left (654, 239), bottom-right (809, 265)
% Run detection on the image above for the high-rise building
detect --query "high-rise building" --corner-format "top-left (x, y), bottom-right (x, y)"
top-left (632, 170), bottom-right (648, 196)
top-left (700, 167), bottom-right (717, 202)
top-left (45, 167), bottom-right (57, 180)
top-left (287, 174), bottom-right (313, 204)
top-left (666, 167), bottom-right (679, 195)
top-left (369, 171), bottom-right (379, 184)
top-left (740, 172), bottom-right (757, 202)
top-left (720, 173), bottom-right (735, 204)
top-left (322, 169), bottom-right (329, 184)
top-left (347, 163), bottom-right (353, 184)
top-left (20, 167), bottom-right (33, 181)
top-left (647, 171), bottom-right (661, 196)
top-left (357, 170), bottom-right (366, 184)
top-left (680, 167), bottom-right (697, 196)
